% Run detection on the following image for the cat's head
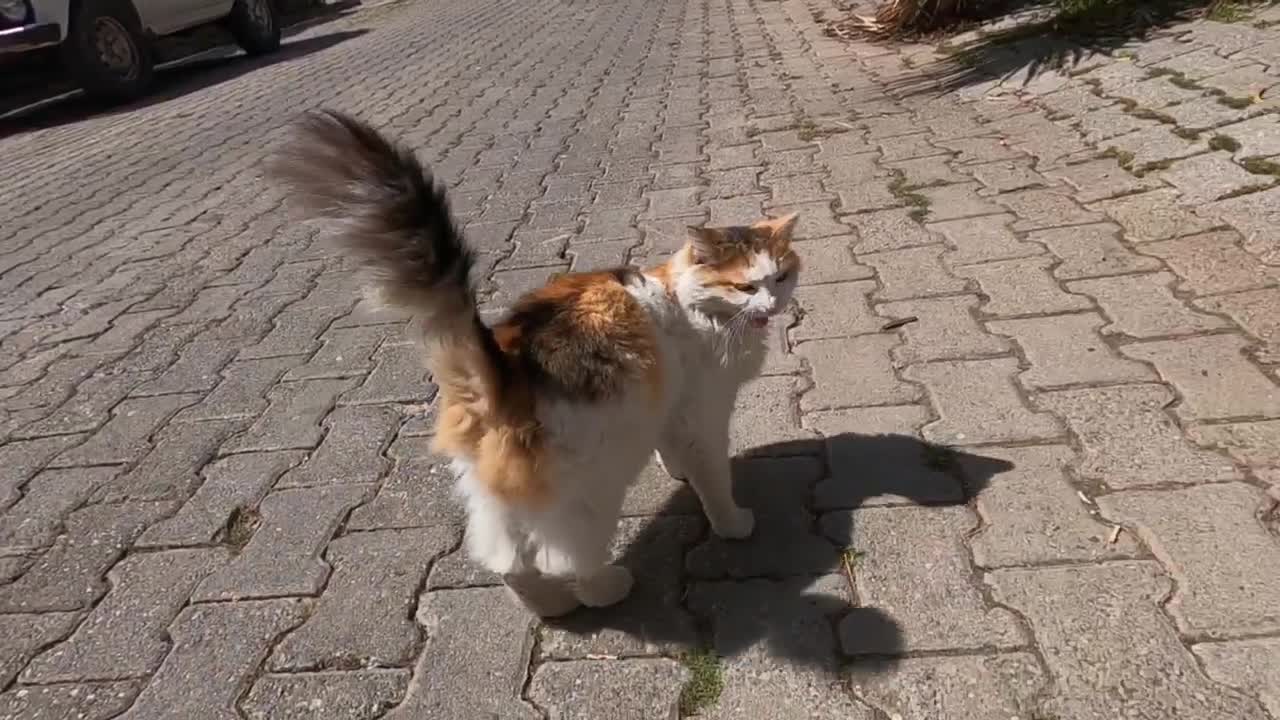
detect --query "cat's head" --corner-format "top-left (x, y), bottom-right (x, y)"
top-left (672, 213), bottom-right (801, 328)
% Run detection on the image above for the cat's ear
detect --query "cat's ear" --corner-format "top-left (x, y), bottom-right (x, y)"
top-left (754, 212), bottom-right (799, 245)
top-left (686, 225), bottom-right (720, 264)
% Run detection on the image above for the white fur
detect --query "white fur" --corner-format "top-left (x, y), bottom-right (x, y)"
top-left (455, 249), bottom-right (798, 612)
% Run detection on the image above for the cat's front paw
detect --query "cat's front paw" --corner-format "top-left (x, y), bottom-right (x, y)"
top-left (711, 506), bottom-right (755, 540)
top-left (573, 564), bottom-right (634, 608)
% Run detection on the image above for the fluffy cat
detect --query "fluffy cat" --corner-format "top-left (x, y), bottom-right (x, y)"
top-left (271, 110), bottom-right (800, 617)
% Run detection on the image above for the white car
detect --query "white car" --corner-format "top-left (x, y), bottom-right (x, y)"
top-left (0, 0), bottom-right (281, 101)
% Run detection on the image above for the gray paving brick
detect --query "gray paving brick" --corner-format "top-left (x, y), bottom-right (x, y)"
top-left (0, 612), bottom-right (78, 686)
top-left (1035, 384), bottom-right (1241, 489)
top-left (1142, 230), bottom-right (1280, 296)
top-left (989, 563), bottom-right (1269, 720)
top-left (0, 502), bottom-right (172, 612)
top-left (222, 377), bottom-right (359, 453)
top-left (0, 467), bottom-right (116, 551)
top-left (881, 295), bottom-right (1012, 364)
top-left (822, 506), bottom-right (1025, 652)
top-left (243, 670), bottom-right (410, 720)
top-left (22, 548), bottom-right (228, 682)
top-left (987, 312), bottom-right (1156, 389)
top-left (385, 587), bottom-right (539, 720)
top-left (0, 434), bottom-right (88, 511)
top-left (905, 357), bottom-right (1064, 445)
top-left (193, 485), bottom-right (371, 601)
top-left (1067, 272), bottom-right (1232, 337)
top-left (136, 450), bottom-right (305, 547)
top-left (798, 336), bottom-right (919, 411)
top-left (0, 680), bottom-right (141, 720)
top-left (117, 599), bottom-right (307, 720)
top-left (1029, 222), bottom-right (1163, 279)
top-left (529, 659), bottom-right (687, 720)
top-left (174, 356), bottom-right (302, 422)
top-left (270, 527), bottom-right (453, 670)
top-left (1193, 639), bottom-right (1280, 718)
top-left (957, 256), bottom-right (1095, 317)
top-left (927, 213), bottom-right (1043, 265)
top-left (853, 654), bottom-right (1045, 720)
top-left (276, 404), bottom-right (399, 488)
top-left (91, 418), bottom-right (243, 503)
top-left (1121, 335), bottom-right (1280, 421)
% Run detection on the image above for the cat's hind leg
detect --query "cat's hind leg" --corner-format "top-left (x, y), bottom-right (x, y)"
top-left (532, 496), bottom-right (633, 608)
top-left (658, 429), bottom-right (754, 540)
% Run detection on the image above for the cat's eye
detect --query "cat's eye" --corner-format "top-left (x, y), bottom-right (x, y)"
top-left (733, 282), bottom-right (756, 293)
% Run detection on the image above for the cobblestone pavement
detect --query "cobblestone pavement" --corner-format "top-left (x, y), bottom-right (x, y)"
top-left (3, 0), bottom-right (1280, 716)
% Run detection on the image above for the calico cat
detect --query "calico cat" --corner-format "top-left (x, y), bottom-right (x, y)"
top-left (271, 110), bottom-right (800, 617)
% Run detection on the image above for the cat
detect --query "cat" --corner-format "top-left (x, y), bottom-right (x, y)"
top-left (270, 110), bottom-right (800, 617)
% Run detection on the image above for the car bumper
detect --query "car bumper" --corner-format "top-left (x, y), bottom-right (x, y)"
top-left (0, 22), bottom-right (59, 53)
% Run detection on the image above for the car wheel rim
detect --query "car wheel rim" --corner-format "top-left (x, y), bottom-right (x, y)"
top-left (247, 0), bottom-right (272, 32)
top-left (92, 17), bottom-right (138, 78)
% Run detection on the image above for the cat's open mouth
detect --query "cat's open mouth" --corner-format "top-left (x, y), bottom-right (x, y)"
top-left (749, 315), bottom-right (769, 329)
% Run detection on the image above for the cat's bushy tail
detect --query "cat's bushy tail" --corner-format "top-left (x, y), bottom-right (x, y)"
top-left (269, 109), bottom-right (507, 417)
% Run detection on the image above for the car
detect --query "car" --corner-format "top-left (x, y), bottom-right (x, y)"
top-left (0, 0), bottom-right (281, 101)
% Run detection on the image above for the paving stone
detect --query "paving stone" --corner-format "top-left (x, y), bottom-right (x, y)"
top-left (239, 305), bottom-right (351, 361)
top-left (350, 430), bottom-right (461, 526)
top-left (1195, 288), bottom-right (1280, 363)
top-left (1143, 230), bottom-right (1280, 296)
top-left (283, 325), bottom-right (393, 381)
top-left (1035, 384), bottom-right (1242, 488)
top-left (821, 506), bottom-right (1025, 652)
top-left (1161, 152), bottom-right (1276, 204)
top-left (956, 255), bottom-right (1097, 317)
top-left (927, 213), bottom-right (1043, 266)
top-left (131, 335), bottom-right (239, 398)
top-left (1214, 114), bottom-right (1280, 159)
top-left (916, 183), bottom-right (1004, 221)
top-left (988, 312), bottom-right (1155, 389)
top-left (270, 527), bottom-right (454, 670)
top-left (884, 155), bottom-right (966, 187)
top-left (221, 377), bottom-right (359, 453)
top-left (764, 173), bottom-right (834, 207)
top-left (1029, 222), bottom-right (1163, 279)
top-left (861, 245), bottom-right (968, 300)
top-left (806, 405), bottom-right (967, 509)
top-left (137, 451), bottom-right (307, 547)
top-left (47, 392), bottom-right (199, 467)
top-left (1194, 638), bottom-right (1280, 718)
top-left (1067, 271), bottom-right (1232, 337)
top-left (1099, 483), bottom-right (1280, 639)
top-left (528, 659), bottom-right (686, 720)
top-left (0, 467), bottom-right (115, 551)
top-left (1110, 125), bottom-right (1210, 169)
top-left (193, 485), bottom-right (371, 601)
top-left (277, 404), bottom-right (399, 488)
top-left (847, 208), bottom-right (939, 253)
top-left (798, 336), bottom-right (919, 411)
top-left (1162, 95), bottom-right (1256, 131)
top-left (687, 576), bottom-right (877, 719)
top-left (881, 295), bottom-right (1012, 364)
top-left (1046, 157), bottom-right (1159, 202)
top-left (770, 200), bottom-right (851, 239)
top-left (989, 562), bottom-right (1270, 720)
top-left (791, 280), bottom-right (881, 341)
top-left (385, 587), bottom-right (539, 720)
top-left (878, 132), bottom-right (945, 162)
top-left (823, 151), bottom-right (883, 189)
top-left (568, 239), bottom-right (636, 271)
top-left (1188, 419), bottom-right (1280, 484)
top-left (0, 612), bottom-right (79, 686)
top-left (1076, 105), bottom-right (1155, 144)
top-left (965, 159), bottom-right (1052, 194)
top-left (1091, 188), bottom-right (1219, 243)
top-left (117, 599), bottom-right (308, 720)
top-left (852, 654), bottom-right (1046, 720)
top-left (966, 444), bottom-right (1139, 566)
top-left (1199, 184), bottom-right (1280, 265)
top-left (22, 548), bottom-right (228, 683)
top-left (933, 136), bottom-right (1024, 165)
top-left (905, 358), bottom-right (1064, 445)
top-left (792, 237), bottom-right (874, 285)
top-left (1121, 335), bottom-right (1280, 421)
top-left (92, 418), bottom-right (244, 503)
top-left (173, 357), bottom-right (304, 422)
top-left (0, 680), bottom-right (142, 720)
top-left (0, 502), bottom-right (171, 612)
top-left (1114, 76), bottom-right (1205, 108)
top-left (730, 376), bottom-right (814, 457)
top-left (244, 670), bottom-right (410, 720)
top-left (997, 187), bottom-right (1107, 231)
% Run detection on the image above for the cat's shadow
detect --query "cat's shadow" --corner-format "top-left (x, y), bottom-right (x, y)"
top-left (542, 432), bottom-right (1014, 675)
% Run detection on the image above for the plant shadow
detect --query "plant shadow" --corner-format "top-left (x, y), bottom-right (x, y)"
top-left (542, 432), bottom-right (1015, 676)
top-left (883, 0), bottom-right (1225, 97)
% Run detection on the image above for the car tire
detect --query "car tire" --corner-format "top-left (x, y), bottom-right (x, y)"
top-left (227, 0), bottom-right (280, 55)
top-left (61, 0), bottom-right (154, 102)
